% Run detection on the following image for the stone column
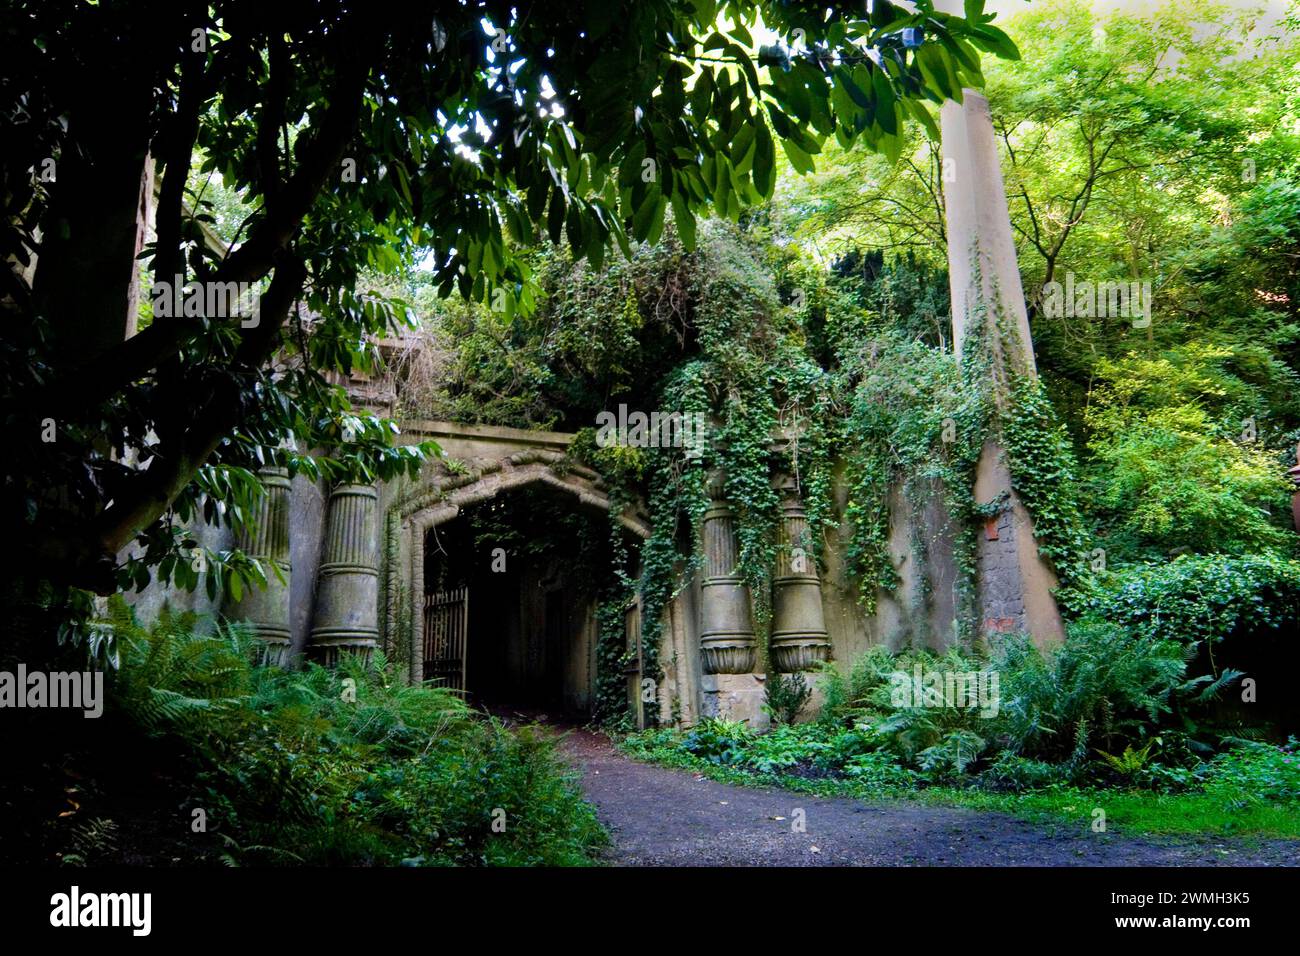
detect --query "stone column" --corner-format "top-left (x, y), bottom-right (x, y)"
top-left (938, 40), bottom-right (1066, 647)
top-left (697, 472), bottom-right (767, 728)
top-left (224, 466), bottom-right (292, 665)
top-left (770, 498), bottom-right (831, 672)
top-left (941, 90), bottom-right (1037, 374)
top-left (698, 482), bottom-right (757, 675)
top-left (310, 482), bottom-right (380, 664)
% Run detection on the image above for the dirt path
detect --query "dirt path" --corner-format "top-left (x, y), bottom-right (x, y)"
top-left (560, 730), bottom-right (1299, 867)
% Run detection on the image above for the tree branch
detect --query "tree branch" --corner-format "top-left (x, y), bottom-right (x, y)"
top-left (47, 28), bottom-right (374, 414)
top-left (91, 256), bottom-right (309, 565)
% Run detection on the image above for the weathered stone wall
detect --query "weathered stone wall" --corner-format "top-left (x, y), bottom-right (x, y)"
top-left (287, 474), bottom-right (327, 661)
top-left (124, 421), bottom-right (1058, 728)
top-left (121, 517), bottom-right (232, 628)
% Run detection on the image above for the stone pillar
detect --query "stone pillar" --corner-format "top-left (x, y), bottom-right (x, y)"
top-left (697, 473), bottom-right (767, 728)
top-left (311, 482), bottom-right (380, 664)
top-left (936, 0), bottom-right (1034, 373)
top-left (938, 41), bottom-right (1067, 647)
top-left (941, 90), bottom-right (1037, 373)
top-left (698, 484), bottom-right (757, 675)
top-left (770, 498), bottom-right (831, 672)
top-left (224, 466), bottom-right (292, 665)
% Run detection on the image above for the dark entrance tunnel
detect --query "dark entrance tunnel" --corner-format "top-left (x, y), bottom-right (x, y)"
top-left (421, 484), bottom-right (635, 720)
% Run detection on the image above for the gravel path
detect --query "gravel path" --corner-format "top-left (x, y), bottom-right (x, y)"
top-left (560, 730), bottom-right (1299, 867)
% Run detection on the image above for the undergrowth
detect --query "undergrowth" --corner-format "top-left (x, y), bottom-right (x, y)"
top-left (43, 600), bottom-right (608, 866)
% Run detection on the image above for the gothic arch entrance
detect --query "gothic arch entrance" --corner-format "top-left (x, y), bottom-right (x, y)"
top-left (390, 423), bottom-right (648, 719)
top-left (419, 483), bottom-right (627, 717)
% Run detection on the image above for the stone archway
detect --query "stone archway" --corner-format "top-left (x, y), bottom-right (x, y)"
top-left (383, 420), bottom-right (648, 691)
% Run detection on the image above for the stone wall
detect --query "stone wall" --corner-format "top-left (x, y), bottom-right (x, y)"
top-left (124, 419), bottom-right (1062, 728)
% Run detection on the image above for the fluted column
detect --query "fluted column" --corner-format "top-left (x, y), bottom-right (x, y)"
top-left (698, 474), bottom-right (757, 675)
top-left (770, 498), bottom-right (831, 672)
top-left (311, 482), bottom-right (380, 664)
top-left (224, 466), bottom-right (292, 665)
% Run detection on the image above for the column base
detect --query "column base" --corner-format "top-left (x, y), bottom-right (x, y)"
top-left (700, 673), bottom-right (769, 731)
top-left (770, 636), bottom-right (831, 673)
top-left (700, 640), bottom-right (757, 675)
top-left (252, 632), bottom-right (292, 668)
top-left (310, 631), bottom-right (379, 667)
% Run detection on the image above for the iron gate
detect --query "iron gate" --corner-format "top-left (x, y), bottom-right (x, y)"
top-left (423, 586), bottom-right (469, 693)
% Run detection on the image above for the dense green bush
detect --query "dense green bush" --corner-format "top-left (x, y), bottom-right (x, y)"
top-left (763, 672), bottom-right (812, 727)
top-left (1086, 554), bottom-right (1300, 650)
top-left (1082, 345), bottom-right (1298, 562)
top-left (988, 622), bottom-right (1192, 765)
top-left (817, 645), bottom-right (994, 762)
top-left (1201, 738), bottom-right (1300, 807)
top-left (978, 753), bottom-right (1074, 791)
top-left (624, 617), bottom-right (1296, 805)
top-left (679, 717), bottom-right (753, 767)
top-left (1081, 555), bottom-right (1300, 735)
top-left (107, 601), bottom-right (606, 866)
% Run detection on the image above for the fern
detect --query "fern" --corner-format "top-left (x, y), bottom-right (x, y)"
top-left (107, 597), bottom-right (255, 736)
top-left (991, 620), bottom-right (1188, 762)
top-left (1096, 739), bottom-right (1158, 777)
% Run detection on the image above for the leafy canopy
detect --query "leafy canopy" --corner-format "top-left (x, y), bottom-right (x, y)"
top-left (0, 0), bottom-right (1019, 596)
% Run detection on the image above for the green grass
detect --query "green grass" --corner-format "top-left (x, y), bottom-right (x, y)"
top-left (925, 786), bottom-right (1300, 839)
top-left (618, 733), bottom-right (1300, 841)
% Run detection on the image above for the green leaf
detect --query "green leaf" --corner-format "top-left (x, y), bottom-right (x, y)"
top-left (753, 122), bottom-right (776, 197)
top-left (837, 66), bottom-right (872, 110)
top-left (547, 189), bottom-right (566, 244)
top-left (632, 188), bottom-right (663, 242)
top-left (671, 193), bottom-right (697, 250)
top-left (871, 67), bottom-right (897, 135)
top-left (781, 137), bottom-right (815, 175)
top-left (968, 24), bottom-right (1020, 61)
top-left (905, 99), bottom-right (940, 140)
top-left (916, 44), bottom-right (954, 101)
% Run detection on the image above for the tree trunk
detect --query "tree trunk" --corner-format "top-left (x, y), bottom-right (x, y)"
top-left (32, 49), bottom-right (155, 366)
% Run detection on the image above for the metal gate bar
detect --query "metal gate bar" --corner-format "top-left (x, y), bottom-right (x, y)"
top-left (423, 586), bottom-right (468, 693)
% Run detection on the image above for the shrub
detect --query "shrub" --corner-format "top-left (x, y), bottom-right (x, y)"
top-left (679, 717), bottom-right (753, 766)
top-left (917, 729), bottom-right (988, 779)
top-left (763, 672), bottom-right (812, 727)
top-left (1201, 738), bottom-right (1300, 806)
top-left (978, 753), bottom-right (1075, 792)
top-left (816, 726), bottom-right (880, 771)
top-left (1083, 555), bottom-right (1300, 734)
top-left (817, 645), bottom-right (995, 771)
top-left (989, 620), bottom-right (1189, 764)
top-left (841, 751), bottom-right (920, 788)
top-left (1083, 344), bottom-right (1296, 560)
top-left (743, 723), bottom-right (829, 773)
top-left (106, 601), bottom-right (605, 866)
top-left (1088, 554), bottom-right (1300, 650)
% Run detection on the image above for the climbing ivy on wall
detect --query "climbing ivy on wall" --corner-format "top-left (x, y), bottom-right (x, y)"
top-left (419, 221), bottom-right (1098, 719)
top-left (839, 331), bottom-right (992, 640)
top-left (1002, 375), bottom-right (1091, 606)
